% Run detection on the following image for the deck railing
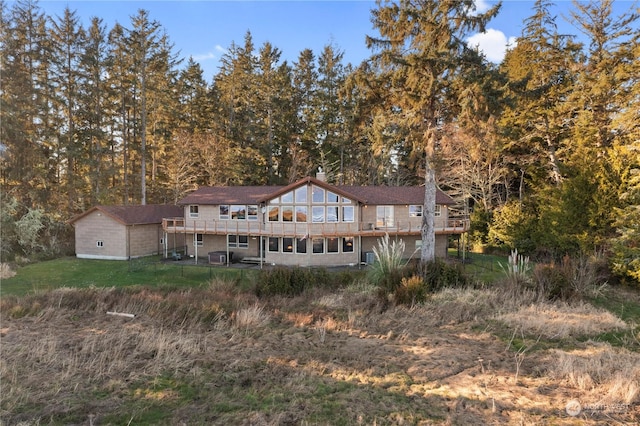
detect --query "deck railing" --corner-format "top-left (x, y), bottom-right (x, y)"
top-left (163, 217), bottom-right (469, 236)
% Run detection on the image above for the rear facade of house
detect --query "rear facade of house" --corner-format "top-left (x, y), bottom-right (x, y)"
top-left (162, 176), bottom-right (468, 267)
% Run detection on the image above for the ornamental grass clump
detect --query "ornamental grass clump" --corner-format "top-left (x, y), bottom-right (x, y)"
top-left (369, 234), bottom-right (407, 290)
top-left (500, 249), bottom-right (533, 296)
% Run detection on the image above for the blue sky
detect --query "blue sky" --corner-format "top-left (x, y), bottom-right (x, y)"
top-left (34, 0), bottom-right (640, 80)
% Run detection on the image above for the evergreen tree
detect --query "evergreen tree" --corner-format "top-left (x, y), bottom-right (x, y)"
top-left (366, 0), bottom-right (500, 262)
top-left (78, 17), bottom-right (115, 205)
top-left (0, 0), bottom-right (51, 207)
top-left (49, 6), bottom-right (85, 212)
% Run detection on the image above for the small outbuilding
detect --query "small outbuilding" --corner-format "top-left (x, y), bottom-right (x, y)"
top-left (69, 204), bottom-right (184, 260)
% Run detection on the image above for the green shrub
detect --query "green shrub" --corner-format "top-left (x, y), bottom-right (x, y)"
top-left (530, 255), bottom-right (610, 302)
top-left (421, 259), bottom-right (469, 292)
top-left (254, 266), bottom-right (357, 297)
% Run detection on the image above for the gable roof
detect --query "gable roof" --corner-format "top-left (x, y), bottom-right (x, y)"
top-left (337, 186), bottom-right (455, 205)
top-left (178, 177), bottom-right (455, 206)
top-left (69, 204), bottom-right (183, 226)
top-left (178, 186), bottom-right (286, 206)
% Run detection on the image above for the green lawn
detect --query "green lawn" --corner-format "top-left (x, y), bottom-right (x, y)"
top-left (1, 257), bottom-right (258, 296)
top-left (448, 249), bottom-right (510, 284)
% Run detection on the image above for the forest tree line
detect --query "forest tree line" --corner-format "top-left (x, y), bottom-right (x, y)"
top-left (1, 0), bottom-right (639, 284)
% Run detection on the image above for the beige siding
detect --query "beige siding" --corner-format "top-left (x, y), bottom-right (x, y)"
top-left (74, 212), bottom-right (127, 259)
top-left (129, 224), bottom-right (164, 258)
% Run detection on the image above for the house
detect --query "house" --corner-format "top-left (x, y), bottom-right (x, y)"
top-left (162, 175), bottom-right (468, 267)
top-left (69, 204), bottom-right (184, 260)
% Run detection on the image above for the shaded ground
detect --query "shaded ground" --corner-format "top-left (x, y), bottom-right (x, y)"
top-left (1, 284), bottom-right (639, 425)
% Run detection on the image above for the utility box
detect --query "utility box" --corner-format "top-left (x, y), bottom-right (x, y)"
top-left (364, 251), bottom-right (375, 265)
top-left (208, 251), bottom-right (232, 264)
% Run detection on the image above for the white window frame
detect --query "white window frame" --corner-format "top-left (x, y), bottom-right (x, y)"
top-left (435, 205), bottom-right (442, 217)
top-left (189, 205), bottom-right (199, 218)
top-left (268, 205), bottom-right (279, 222)
top-left (268, 237), bottom-right (279, 252)
top-left (295, 206), bottom-right (308, 222)
top-left (342, 206), bottom-right (354, 222)
top-left (231, 205), bottom-right (246, 220)
top-left (409, 205), bottom-right (423, 217)
top-left (96, 240), bottom-right (104, 248)
top-left (327, 237), bottom-right (339, 253)
top-left (228, 235), bottom-right (248, 249)
top-left (312, 206), bottom-right (324, 223)
top-left (342, 237), bottom-right (354, 253)
top-left (376, 206), bottom-right (394, 228)
top-left (312, 238), bottom-right (324, 254)
top-left (219, 205), bottom-right (229, 220)
top-left (194, 233), bottom-right (203, 247)
top-left (247, 205), bottom-right (258, 221)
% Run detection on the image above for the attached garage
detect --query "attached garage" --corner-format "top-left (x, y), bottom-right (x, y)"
top-left (69, 204), bottom-right (183, 260)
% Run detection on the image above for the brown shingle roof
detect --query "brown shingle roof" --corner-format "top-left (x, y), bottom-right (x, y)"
top-left (178, 179), bottom-right (455, 206)
top-left (69, 204), bottom-right (183, 226)
top-left (337, 186), bottom-right (455, 205)
top-left (178, 186), bottom-right (286, 205)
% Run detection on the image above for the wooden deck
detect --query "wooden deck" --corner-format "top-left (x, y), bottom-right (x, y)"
top-left (162, 218), bottom-right (469, 237)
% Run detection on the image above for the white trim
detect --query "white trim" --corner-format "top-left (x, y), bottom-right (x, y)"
top-left (76, 254), bottom-right (129, 260)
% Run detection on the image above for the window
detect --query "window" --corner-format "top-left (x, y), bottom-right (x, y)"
top-left (326, 206), bottom-right (339, 223)
top-left (281, 191), bottom-right (293, 203)
top-left (327, 191), bottom-right (339, 203)
top-left (282, 206), bottom-right (293, 222)
top-left (415, 240), bottom-right (422, 250)
top-left (409, 205), bottom-right (423, 217)
top-left (312, 186), bottom-right (324, 203)
top-left (342, 206), bottom-right (354, 222)
top-left (231, 205), bottom-right (246, 220)
top-left (342, 237), bottom-right (354, 252)
top-left (219, 205), bottom-right (229, 220)
top-left (327, 237), bottom-right (339, 253)
top-left (96, 240), bottom-right (104, 248)
top-left (190, 205), bottom-right (199, 218)
top-left (376, 206), bottom-right (394, 228)
top-left (312, 238), bottom-right (324, 254)
top-left (194, 233), bottom-right (203, 247)
top-left (268, 237), bottom-right (279, 252)
top-left (296, 237), bottom-right (307, 253)
top-left (312, 206), bottom-right (324, 223)
top-left (295, 206), bottom-right (308, 222)
top-left (160, 238), bottom-right (164, 245)
top-left (268, 206), bottom-right (279, 222)
top-left (238, 235), bottom-right (248, 248)
top-left (247, 205), bottom-right (258, 221)
top-left (435, 205), bottom-right (442, 217)
top-left (283, 237), bottom-right (294, 253)
top-left (228, 235), bottom-right (248, 249)
top-left (295, 186), bottom-right (307, 203)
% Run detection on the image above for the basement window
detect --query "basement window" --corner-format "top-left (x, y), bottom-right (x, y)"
top-left (96, 240), bottom-right (104, 248)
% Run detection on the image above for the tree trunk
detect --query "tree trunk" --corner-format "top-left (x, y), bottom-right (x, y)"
top-left (421, 156), bottom-right (436, 262)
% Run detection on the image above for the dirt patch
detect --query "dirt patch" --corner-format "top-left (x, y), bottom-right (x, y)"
top-left (1, 286), bottom-right (639, 424)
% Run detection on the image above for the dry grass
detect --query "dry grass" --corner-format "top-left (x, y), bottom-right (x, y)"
top-left (1, 284), bottom-right (639, 424)
top-left (496, 301), bottom-right (628, 339)
top-left (547, 343), bottom-right (640, 405)
top-left (0, 263), bottom-right (16, 279)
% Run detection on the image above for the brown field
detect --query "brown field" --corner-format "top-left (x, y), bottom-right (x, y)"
top-left (1, 280), bottom-right (639, 425)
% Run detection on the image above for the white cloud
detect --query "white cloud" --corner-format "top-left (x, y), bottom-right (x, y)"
top-left (192, 45), bottom-right (227, 62)
top-left (192, 52), bottom-right (216, 61)
top-left (474, 0), bottom-right (492, 13)
top-left (467, 28), bottom-right (517, 63)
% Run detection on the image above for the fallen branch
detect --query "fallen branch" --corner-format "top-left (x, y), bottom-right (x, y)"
top-left (107, 311), bottom-right (135, 319)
